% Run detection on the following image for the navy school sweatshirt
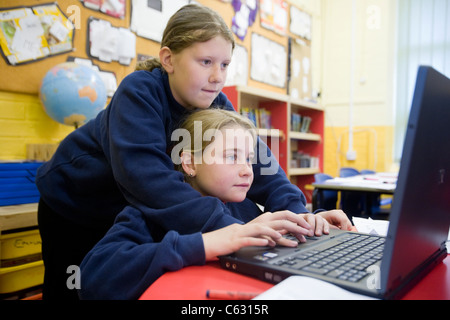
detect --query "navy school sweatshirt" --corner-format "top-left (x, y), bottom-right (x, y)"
top-left (36, 68), bottom-right (309, 299)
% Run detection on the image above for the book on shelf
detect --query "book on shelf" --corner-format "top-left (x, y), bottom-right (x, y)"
top-left (291, 113), bottom-right (312, 133)
top-left (301, 116), bottom-right (311, 133)
top-left (240, 107), bottom-right (272, 129)
top-left (291, 151), bottom-right (319, 169)
top-left (291, 113), bottom-right (302, 132)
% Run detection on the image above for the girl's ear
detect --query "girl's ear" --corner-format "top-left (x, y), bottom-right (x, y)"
top-left (180, 152), bottom-right (196, 177)
top-left (159, 46), bottom-right (174, 74)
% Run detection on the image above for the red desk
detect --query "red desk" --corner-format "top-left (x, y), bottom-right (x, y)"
top-left (140, 255), bottom-right (450, 300)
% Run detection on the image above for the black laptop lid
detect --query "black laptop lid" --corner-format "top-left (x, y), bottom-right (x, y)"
top-left (381, 66), bottom-right (450, 295)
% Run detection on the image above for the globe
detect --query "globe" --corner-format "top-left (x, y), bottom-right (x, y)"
top-left (39, 62), bottom-right (107, 128)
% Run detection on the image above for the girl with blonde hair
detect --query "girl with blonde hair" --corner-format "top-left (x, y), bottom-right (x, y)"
top-left (80, 109), bottom-right (332, 299)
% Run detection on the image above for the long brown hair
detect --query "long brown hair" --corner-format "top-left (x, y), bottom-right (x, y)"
top-left (136, 4), bottom-right (235, 72)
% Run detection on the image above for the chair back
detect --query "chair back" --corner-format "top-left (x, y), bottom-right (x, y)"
top-left (340, 167), bottom-right (360, 177)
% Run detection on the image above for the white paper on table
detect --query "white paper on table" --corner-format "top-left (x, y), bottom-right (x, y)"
top-left (254, 276), bottom-right (378, 300)
top-left (353, 218), bottom-right (449, 251)
top-left (352, 217), bottom-right (389, 236)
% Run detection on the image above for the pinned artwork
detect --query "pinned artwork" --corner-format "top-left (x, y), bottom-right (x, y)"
top-left (231, 0), bottom-right (258, 41)
top-left (259, 0), bottom-right (288, 35)
top-left (81, 0), bottom-right (126, 19)
top-left (225, 45), bottom-right (248, 87)
top-left (0, 3), bottom-right (74, 65)
top-left (88, 17), bottom-right (136, 65)
top-left (130, 0), bottom-right (188, 42)
top-left (250, 33), bottom-right (286, 88)
top-left (289, 39), bottom-right (312, 100)
top-left (290, 6), bottom-right (312, 40)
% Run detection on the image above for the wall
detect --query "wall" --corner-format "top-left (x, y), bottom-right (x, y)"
top-left (282, 0), bottom-right (398, 177)
top-left (0, 91), bottom-right (73, 160)
top-left (320, 0), bottom-right (397, 176)
top-left (0, 0), bottom-right (156, 160)
top-left (0, 0), bottom-right (310, 161)
top-left (0, 0), bottom-right (160, 94)
top-left (0, 0), bottom-right (398, 176)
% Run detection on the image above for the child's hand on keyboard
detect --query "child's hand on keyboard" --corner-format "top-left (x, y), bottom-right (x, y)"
top-left (249, 210), bottom-right (314, 244)
top-left (316, 210), bottom-right (353, 232)
top-left (202, 211), bottom-right (315, 260)
top-left (299, 213), bottom-right (330, 236)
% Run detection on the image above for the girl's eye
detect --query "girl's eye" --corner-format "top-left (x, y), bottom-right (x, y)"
top-left (202, 59), bottom-right (212, 66)
top-left (224, 154), bottom-right (254, 164)
top-left (224, 152), bottom-right (239, 163)
top-left (221, 62), bottom-right (230, 69)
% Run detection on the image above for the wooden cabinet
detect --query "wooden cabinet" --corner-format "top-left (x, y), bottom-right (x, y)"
top-left (223, 86), bottom-right (324, 203)
top-left (0, 203), bottom-right (43, 297)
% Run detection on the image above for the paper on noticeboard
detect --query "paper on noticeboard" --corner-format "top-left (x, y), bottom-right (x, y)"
top-left (260, 0), bottom-right (288, 35)
top-left (0, 4), bottom-right (74, 65)
top-left (225, 44), bottom-right (248, 87)
top-left (290, 6), bottom-right (312, 40)
top-left (250, 33), bottom-right (286, 88)
top-left (88, 18), bottom-right (136, 65)
top-left (130, 0), bottom-right (188, 42)
top-left (81, 0), bottom-right (126, 19)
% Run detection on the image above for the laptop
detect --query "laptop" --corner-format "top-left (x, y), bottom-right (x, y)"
top-left (219, 66), bottom-right (450, 300)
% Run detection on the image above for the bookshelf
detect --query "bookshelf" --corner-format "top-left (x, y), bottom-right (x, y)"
top-left (223, 86), bottom-right (324, 202)
top-left (289, 99), bottom-right (324, 201)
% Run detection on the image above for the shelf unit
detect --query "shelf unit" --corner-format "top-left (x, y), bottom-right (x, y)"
top-left (223, 86), bottom-right (324, 202)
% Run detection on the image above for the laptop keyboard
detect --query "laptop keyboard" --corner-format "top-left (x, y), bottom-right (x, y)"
top-left (272, 233), bottom-right (385, 283)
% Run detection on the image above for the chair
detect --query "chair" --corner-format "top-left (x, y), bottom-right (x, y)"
top-left (360, 169), bottom-right (375, 175)
top-left (340, 167), bottom-right (360, 177)
top-left (312, 173), bottom-right (338, 211)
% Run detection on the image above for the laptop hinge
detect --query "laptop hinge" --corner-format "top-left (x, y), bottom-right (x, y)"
top-left (440, 240), bottom-right (448, 252)
top-left (385, 249), bottom-right (447, 300)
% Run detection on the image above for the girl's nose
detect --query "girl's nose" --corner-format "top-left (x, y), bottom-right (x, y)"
top-left (239, 162), bottom-right (253, 177)
top-left (210, 65), bottom-right (225, 83)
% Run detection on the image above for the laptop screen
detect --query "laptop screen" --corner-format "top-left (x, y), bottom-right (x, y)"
top-left (381, 66), bottom-right (450, 295)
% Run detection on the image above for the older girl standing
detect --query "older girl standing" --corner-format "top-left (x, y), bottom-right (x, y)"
top-left (37, 4), bottom-right (350, 300)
